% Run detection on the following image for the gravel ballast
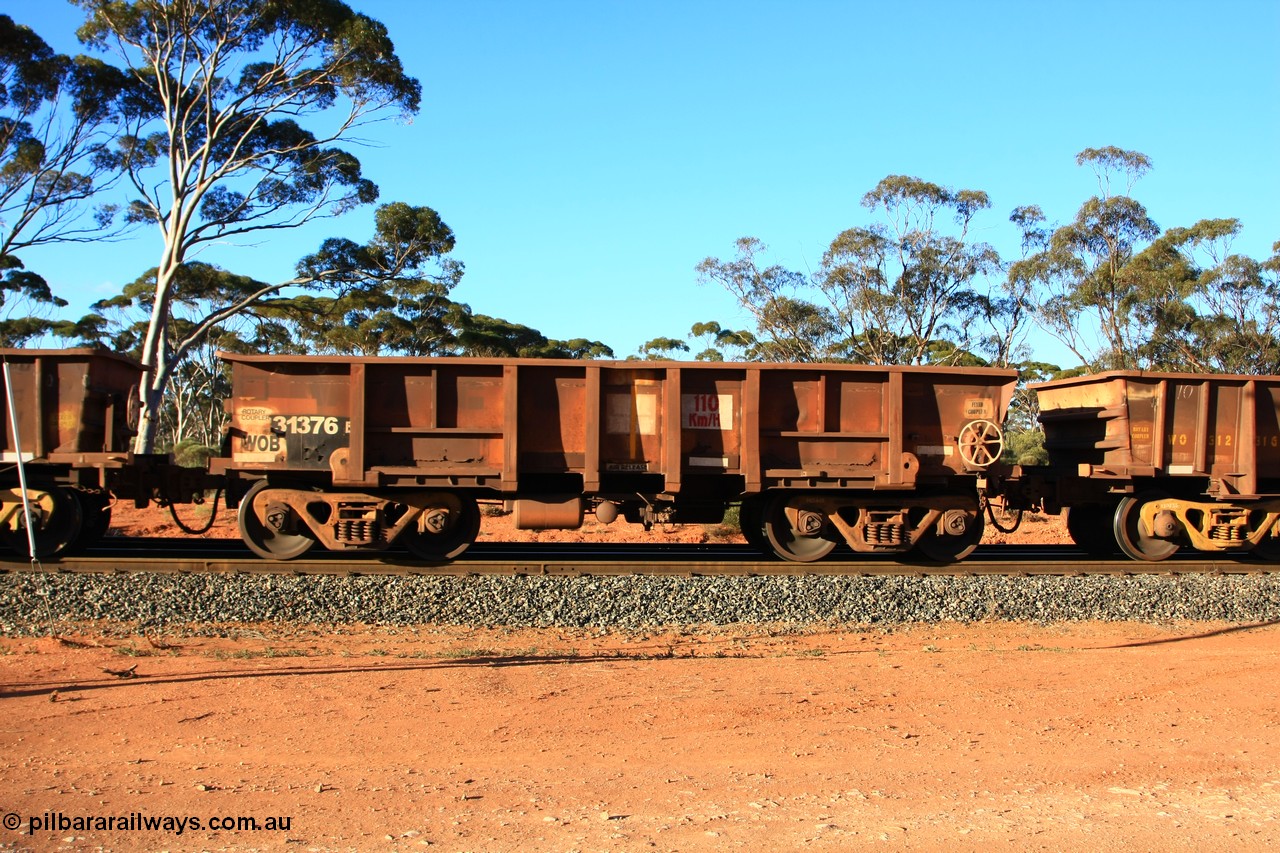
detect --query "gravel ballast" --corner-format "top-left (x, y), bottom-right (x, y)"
top-left (3, 571), bottom-right (1280, 634)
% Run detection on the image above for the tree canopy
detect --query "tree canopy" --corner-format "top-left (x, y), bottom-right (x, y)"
top-left (71, 0), bottom-right (422, 451)
top-left (0, 14), bottom-right (129, 344)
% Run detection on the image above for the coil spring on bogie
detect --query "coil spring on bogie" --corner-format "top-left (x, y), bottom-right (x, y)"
top-left (1208, 509), bottom-right (1248, 544)
top-left (336, 519), bottom-right (381, 543)
top-left (1209, 525), bottom-right (1246, 543)
top-left (866, 523), bottom-right (905, 546)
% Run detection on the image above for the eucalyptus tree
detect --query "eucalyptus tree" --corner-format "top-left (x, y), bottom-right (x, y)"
top-left (816, 175), bottom-right (1001, 366)
top-left (695, 237), bottom-right (835, 362)
top-left (85, 260), bottom-right (291, 447)
top-left (0, 14), bottom-right (129, 344)
top-left (1130, 223), bottom-right (1280, 374)
top-left (72, 0), bottom-right (421, 451)
top-left (688, 320), bottom-right (755, 362)
top-left (637, 336), bottom-right (689, 360)
top-left (1192, 242), bottom-right (1280, 374)
top-left (976, 205), bottom-right (1047, 369)
top-left (1013, 147), bottom-right (1161, 370)
top-left (76, 201), bottom-right (458, 453)
top-left (282, 203), bottom-right (463, 356)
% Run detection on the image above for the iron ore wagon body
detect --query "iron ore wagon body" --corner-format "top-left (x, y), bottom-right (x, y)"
top-left (216, 354), bottom-right (1017, 562)
top-left (1019, 370), bottom-right (1280, 561)
top-left (0, 348), bottom-right (210, 557)
top-left (1, 348), bottom-right (140, 555)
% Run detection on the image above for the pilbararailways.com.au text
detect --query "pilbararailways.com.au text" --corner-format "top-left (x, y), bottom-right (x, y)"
top-left (6, 810), bottom-right (292, 836)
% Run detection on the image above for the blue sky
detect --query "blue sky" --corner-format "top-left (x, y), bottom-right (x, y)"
top-left (13, 0), bottom-right (1280, 366)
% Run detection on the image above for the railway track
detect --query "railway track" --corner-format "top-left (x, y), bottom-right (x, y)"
top-left (2, 539), bottom-right (1274, 577)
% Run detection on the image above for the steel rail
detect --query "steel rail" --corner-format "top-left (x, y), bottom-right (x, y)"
top-left (1, 541), bottom-right (1273, 578)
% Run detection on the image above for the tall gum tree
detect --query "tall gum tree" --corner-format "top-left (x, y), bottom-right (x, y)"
top-left (817, 175), bottom-right (1000, 365)
top-left (695, 237), bottom-right (835, 362)
top-left (73, 201), bottom-right (463, 450)
top-left (1013, 147), bottom-right (1161, 370)
top-left (73, 0), bottom-right (421, 452)
top-left (1129, 223), bottom-right (1280, 374)
top-left (0, 14), bottom-right (129, 344)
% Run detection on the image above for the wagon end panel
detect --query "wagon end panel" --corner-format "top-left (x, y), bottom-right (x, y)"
top-left (901, 370), bottom-right (1016, 478)
top-left (1, 348), bottom-right (141, 463)
top-left (1035, 373), bottom-right (1137, 474)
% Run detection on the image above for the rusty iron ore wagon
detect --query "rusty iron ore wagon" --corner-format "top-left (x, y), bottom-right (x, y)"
top-left (0, 348), bottom-right (206, 556)
top-left (1012, 370), bottom-right (1280, 561)
top-left (215, 354), bottom-right (1018, 562)
top-left (12, 348), bottom-right (1280, 566)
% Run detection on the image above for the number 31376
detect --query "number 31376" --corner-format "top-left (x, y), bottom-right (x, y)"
top-left (272, 415), bottom-right (345, 435)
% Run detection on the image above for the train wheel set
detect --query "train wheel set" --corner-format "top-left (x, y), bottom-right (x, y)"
top-left (6, 348), bottom-right (1280, 566)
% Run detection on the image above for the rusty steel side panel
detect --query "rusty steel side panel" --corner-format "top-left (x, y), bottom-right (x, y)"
top-left (756, 365), bottom-right (1015, 488)
top-left (224, 358), bottom-right (510, 487)
top-left (1034, 371), bottom-right (1280, 496)
top-left (0, 348), bottom-right (141, 462)
top-left (221, 353), bottom-right (1018, 494)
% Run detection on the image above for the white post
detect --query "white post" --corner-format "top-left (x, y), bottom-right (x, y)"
top-left (2, 360), bottom-right (39, 561)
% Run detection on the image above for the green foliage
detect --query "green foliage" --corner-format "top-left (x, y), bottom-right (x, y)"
top-left (695, 237), bottom-right (835, 362)
top-left (171, 438), bottom-right (217, 469)
top-left (699, 175), bottom-right (1009, 367)
top-left (638, 337), bottom-right (690, 359)
top-left (1, 14), bottom-right (130, 344)
top-left (1002, 426), bottom-right (1048, 466)
top-left (454, 313), bottom-right (613, 359)
top-left (1131, 228), bottom-right (1280, 374)
top-left (287, 203), bottom-right (464, 356)
top-left (817, 175), bottom-right (1002, 365)
top-left (68, 0), bottom-right (422, 451)
top-left (688, 320), bottom-right (754, 362)
top-left (1017, 147), bottom-right (1280, 375)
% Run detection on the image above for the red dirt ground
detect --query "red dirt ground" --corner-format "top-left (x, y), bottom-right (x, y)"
top-left (12, 506), bottom-right (1274, 851)
top-left (1, 621), bottom-right (1277, 851)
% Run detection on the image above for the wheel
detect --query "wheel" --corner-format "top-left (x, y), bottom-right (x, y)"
top-left (762, 494), bottom-right (837, 563)
top-left (2, 487), bottom-right (83, 559)
top-left (400, 495), bottom-right (481, 561)
top-left (914, 503), bottom-right (985, 562)
top-left (1246, 510), bottom-right (1280, 561)
top-left (738, 498), bottom-right (769, 555)
top-left (238, 480), bottom-right (316, 560)
top-left (1064, 504), bottom-right (1119, 557)
top-left (1249, 537), bottom-right (1280, 561)
top-left (957, 420), bottom-right (1004, 468)
top-left (1113, 493), bottom-right (1179, 562)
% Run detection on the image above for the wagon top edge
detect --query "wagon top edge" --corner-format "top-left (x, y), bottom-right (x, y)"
top-left (215, 351), bottom-right (1019, 378)
top-left (0, 347), bottom-right (142, 368)
top-left (1032, 369), bottom-right (1280, 390)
